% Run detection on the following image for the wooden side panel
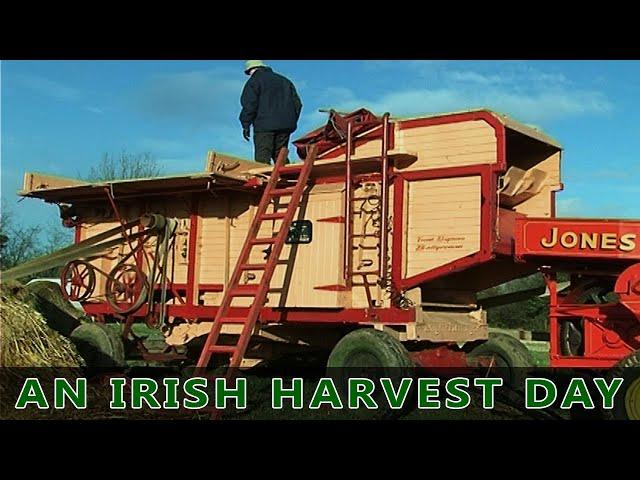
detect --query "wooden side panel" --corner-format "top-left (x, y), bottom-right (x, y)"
top-left (22, 172), bottom-right (85, 192)
top-left (268, 187), bottom-right (344, 308)
top-left (405, 176), bottom-right (482, 277)
top-left (514, 184), bottom-right (554, 217)
top-left (320, 121), bottom-right (496, 170)
top-left (227, 194), bottom-right (255, 307)
top-left (352, 138), bottom-right (383, 159)
top-left (395, 121), bottom-right (497, 171)
top-left (198, 198), bottom-right (229, 287)
top-left (513, 151), bottom-right (562, 217)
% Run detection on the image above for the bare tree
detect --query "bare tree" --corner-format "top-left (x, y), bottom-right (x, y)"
top-left (1, 150), bottom-right (162, 275)
top-left (0, 205), bottom-right (42, 270)
top-left (85, 150), bottom-right (163, 182)
top-left (1, 201), bottom-right (73, 276)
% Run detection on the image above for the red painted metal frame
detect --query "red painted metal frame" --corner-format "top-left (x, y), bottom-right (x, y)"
top-left (344, 120), bottom-right (354, 285)
top-left (320, 125), bottom-right (396, 160)
top-left (495, 208), bottom-right (523, 256)
top-left (543, 269), bottom-right (640, 368)
top-left (317, 216), bottom-right (345, 224)
top-left (410, 345), bottom-right (469, 369)
top-left (393, 164), bottom-right (498, 291)
top-left (292, 108), bottom-right (395, 159)
top-left (516, 217), bottom-right (640, 366)
top-left (515, 217), bottom-right (640, 263)
top-left (379, 113), bottom-right (391, 282)
top-left (397, 111), bottom-right (507, 171)
top-left (169, 283), bottom-right (223, 293)
top-left (390, 112), bottom-right (507, 292)
top-left (616, 263), bottom-right (640, 320)
top-left (82, 302), bottom-right (415, 324)
top-left (186, 195), bottom-right (199, 306)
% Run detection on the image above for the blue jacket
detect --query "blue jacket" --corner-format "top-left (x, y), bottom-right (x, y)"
top-left (239, 67), bottom-right (302, 133)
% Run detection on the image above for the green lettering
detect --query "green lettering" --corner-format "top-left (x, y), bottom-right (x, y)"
top-left (54, 378), bottom-right (86, 409)
top-left (110, 378), bottom-right (126, 409)
top-left (560, 378), bottom-right (594, 410)
top-left (593, 377), bottom-right (624, 410)
top-left (272, 378), bottom-right (303, 409)
top-left (132, 378), bottom-right (161, 409)
top-left (184, 378), bottom-right (209, 409)
top-left (162, 378), bottom-right (180, 409)
top-left (474, 378), bottom-right (503, 409)
top-left (348, 378), bottom-right (378, 409)
top-left (15, 378), bottom-right (49, 409)
top-left (309, 378), bottom-right (343, 409)
top-left (418, 378), bottom-right (440, 409)
top-left (446, 377), bottom-right (471, 410)
top-left (215, 377), bottom-right (246, 409)
top-left (380, 378), bottom-right (413, 409)
top-left (526, 378), bottom-right (557, 409)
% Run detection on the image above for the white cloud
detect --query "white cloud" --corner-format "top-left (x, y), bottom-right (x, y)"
top-left (447, 71), bottom-right (505, 85)
top-left (312, 85), bottom-right (612, 123)
top-left (557, 197), bottom-right (587, 217)
top-left (14, 74), bottom-right (80, 101)
top-left (131, 68), bottom-right (245, 127)
top-left (85, 106), bottom-right (104, 114)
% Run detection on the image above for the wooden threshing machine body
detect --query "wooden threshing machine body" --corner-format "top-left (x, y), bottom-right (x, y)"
top-left (20, 109), bottom-right (563, 348)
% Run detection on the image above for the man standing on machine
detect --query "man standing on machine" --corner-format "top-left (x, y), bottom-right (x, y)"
top-left (239, 60), bottom-right (303, 165)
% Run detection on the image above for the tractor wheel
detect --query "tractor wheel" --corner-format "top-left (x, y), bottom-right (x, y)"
top-left (604, 349), bottom-right (640, 420)
top-left (70, 323), bottom-right (126, 369)
top-left (327, 328), bottom-right (414, 370)
top-left (326, 328), bottom-right (414, 418)
top-left (468, 332), bottom-right (535, 391)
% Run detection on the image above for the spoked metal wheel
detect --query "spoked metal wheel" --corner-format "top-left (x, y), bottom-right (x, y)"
top-left (61, 259), bottom-right (97, 301)
top-left (105, 263), bottom-right (149, 314)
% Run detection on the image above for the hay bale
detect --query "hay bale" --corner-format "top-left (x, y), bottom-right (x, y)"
top-left (0, 282), bottom-right (84, 368)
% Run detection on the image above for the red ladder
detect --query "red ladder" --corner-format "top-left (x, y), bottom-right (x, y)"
top-left (196, 146), bottom-right (318, 369)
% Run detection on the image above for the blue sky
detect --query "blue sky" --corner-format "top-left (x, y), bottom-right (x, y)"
top-left (2, 60), bottom-right (640, 237)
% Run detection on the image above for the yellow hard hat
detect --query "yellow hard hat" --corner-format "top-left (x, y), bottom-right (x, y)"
top-left (244, 60), bottom-right (268, 75)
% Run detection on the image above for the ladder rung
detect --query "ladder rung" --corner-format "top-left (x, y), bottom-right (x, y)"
top-left (208, 345), bottom-right (238, 354)
top-left (229, 286), bottom-right (259, 297)
top-left (239, 264), bottom-right (267, 271)
top-left (269, 187), bottom-right (297, 197)
top-left (259, 212), bottom-right (287, 221)
top-left (218, 317), bottom-right (248, 324)
top-left (250, 238), bottom-right (277, 245)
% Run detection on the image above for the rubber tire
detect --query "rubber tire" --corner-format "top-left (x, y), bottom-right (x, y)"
top-left (604, 349), bottom-right (640, 420)
top-left (326, 328), bottom-right (414, 419)
top-left (327, 328), bottom-right (414, 370)
top-left (70, 323), bottom-right (126, 369)
top-left (468, 332), bottom-right (535, 391)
